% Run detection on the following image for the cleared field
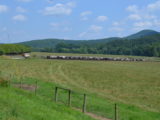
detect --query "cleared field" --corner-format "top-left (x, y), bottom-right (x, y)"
top-left (0, 52), bottom-right (160, 120)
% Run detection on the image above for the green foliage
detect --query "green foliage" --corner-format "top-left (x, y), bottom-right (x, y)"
top-left (52, 34), bottom-right (160, 57)
top-left (0, 44), bottom-right (31, 55)
top-left (19, 38), bottom-right (118, 51)
top-left (0, 77), bottom-right (9, 87)
top-left (19, 31), bottom-right (160, 57)
top-left (126, 29), bottom-right (159, 39)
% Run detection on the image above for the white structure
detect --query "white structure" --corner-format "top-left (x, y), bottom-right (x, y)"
top-left (23, 53), bottom-right (30, 58)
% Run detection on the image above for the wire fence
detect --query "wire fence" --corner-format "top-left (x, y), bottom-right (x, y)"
top-left (4, 77), bottom-right (118, 120)
top-left (0, 74), bottom-right (149, 120)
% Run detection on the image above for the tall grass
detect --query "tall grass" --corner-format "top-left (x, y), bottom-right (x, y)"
top-left (0, 53), bottom-right (160, 119)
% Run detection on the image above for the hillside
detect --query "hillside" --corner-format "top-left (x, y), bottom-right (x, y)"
top-left (98, 34), bottom-right (160, 56)
top-left (19, 37), bottom-right (121, 51)
top-left (0, 87), bottom-right (94, 120)
top-left (18, 29), bottom-right (160, 57)
top-left (126, 30), bottom-right (160, 39)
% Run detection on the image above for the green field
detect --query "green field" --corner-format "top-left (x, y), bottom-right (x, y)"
top-left (0, 52), bottom-right (160, 120)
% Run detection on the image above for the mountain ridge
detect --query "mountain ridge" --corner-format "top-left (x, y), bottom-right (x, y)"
top-left (126, 29), bottom-right (160, 39)
top-left (19, 29), bottom-right (160, 46)
top-left (17, 29), bottom-right (160, 57)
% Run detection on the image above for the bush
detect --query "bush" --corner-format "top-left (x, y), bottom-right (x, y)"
top-left (0, 44), bottom-right (31, 55)
top-left (0, 77), bottom-right (9, 87)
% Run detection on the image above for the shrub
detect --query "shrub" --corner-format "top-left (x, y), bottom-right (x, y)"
top-left (0, 77), bottom-right (9, 87)
top-left (0, 44), bottom-right (31, 55)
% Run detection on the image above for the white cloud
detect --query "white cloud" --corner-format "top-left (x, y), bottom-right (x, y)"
top-left (46, 0), bottom-right (54, 4)
top-left (126, 1), bottom-right (160, 31)
top-left (132, 18), bottom-right (160, 31)
top-left (13, 14), bottom-right (27, 21)
top-left (16, 6), bottom-right (27, 13)
top-left (81, 11), bottom-right (92, 16)
top-left (66, 2), bottom-right (76, 8)
top-left (0, 5), bottom-right (8, 13)
top-left (127, 1), bottom-right (160, 13)
top-left (79, 25), bottom-right (103, 38)
top-left (144, 14), bottom-right (157, 20)
top-left (133, 21), bottom-right (154, 31)
top-left (134, 21), bottom-right (153, 29)
top-left (154, 19), bottom-right (160, 26)
top-left (96, 16), bottom-right (108, 22)
top-left (50, 22), bottom-right (72, 32)
top-left (17, 0), bottom-right (32, 2)
top-left (81, 17), bottom-right (88, 21)
top-left (0, 27), bottom-right (7, 32)
top-left (116, 1), bottom-right (160, 33)
top-left (108, 26), bottom-right (124, 37)
top-left (63, 27), bottom-right (72, 32)
top-left (128, 14), bottom-right (141, 20)
top-left (89, 25), bottom-right (103, 32)
top-left (147, 0), bottom-right (160, 11)
top-left (112, 22), bottom-right (121, 26)
top-left (133, 20), bottom-right (160, 30)
top-left (50, 22), bottom-right (60, 27)
top-left (126, 5), bottom-right (139, 13)
top-left (109, 27), bottom-right (124, 32)
top-left (79, 32), bottom-right (87, 38)
top-left (42, 2), bottom-right (75, 16)
top-left (128, 13), bottom-right (157, 21)
top-left (80, 11), bottom-right (92, 21)
top-left (127, 1), bottom-right (160, 21)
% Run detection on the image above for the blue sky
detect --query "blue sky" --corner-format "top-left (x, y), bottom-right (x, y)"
top-left (0, 0), bottom-right (160, 43)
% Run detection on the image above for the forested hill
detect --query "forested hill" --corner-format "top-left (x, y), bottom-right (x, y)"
top-left (126, 30), bottom-right (160, 39)
top-left (97, 34), bottom-right (160, 57)
top-left (18, 29), bottom-right (160, 57)
top-left (19, 37), bottom-right (121, 51)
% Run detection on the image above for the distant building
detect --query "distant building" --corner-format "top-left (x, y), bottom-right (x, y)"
top-left (22, 53), bottom-right (30, 58)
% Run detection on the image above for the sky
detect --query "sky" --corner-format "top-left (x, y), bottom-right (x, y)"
top-left (0, 0), bottom-right (160, 43)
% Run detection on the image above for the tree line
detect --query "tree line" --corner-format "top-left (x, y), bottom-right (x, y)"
top-left (41, 34), bottom-right (160, 57)
top-left (0, 44), bottom-right (31, 55)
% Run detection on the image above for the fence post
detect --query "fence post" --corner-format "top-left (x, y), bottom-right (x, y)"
top-left (35, 80), bottom-right (38, 95)
top-left (9, 74), bottom-right (12, 87)
top-left (68, 90), bottom-right (71, 107)
top-left (55, 87), bottom-right (58, 102)
top-left (82, 94), bottom-right (87, 113)
top-left (20, 77), bottom-right (22, 89)
top-left (115, 103), bottom-right (118, 120)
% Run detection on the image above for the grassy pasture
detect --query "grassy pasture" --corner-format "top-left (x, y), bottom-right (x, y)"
top-left (31, 52), bottom-right (160, 61)
top-left (0, 52), bottom-right (160, 120)
top-left (0, 87), bottom-right (94, 120)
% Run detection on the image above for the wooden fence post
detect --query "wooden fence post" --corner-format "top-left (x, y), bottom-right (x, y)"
top-left (115, 103), bottom-right (118, 120)
top-left (82, 94), bottom-right (87, 113)
top-left (35, 80), bottom-right (38, 95)
top-left (20, 78), bottom-right (22, 89)
top-left (55, 87), bottom-right (58, 102)
top-left (68, 90), bottom-right (71, 107)
top-left (9, 74), bottom-right (12, 87)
